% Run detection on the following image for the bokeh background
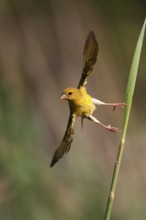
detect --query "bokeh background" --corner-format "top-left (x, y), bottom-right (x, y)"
top-left (0, 0), bottom-right (146, 219)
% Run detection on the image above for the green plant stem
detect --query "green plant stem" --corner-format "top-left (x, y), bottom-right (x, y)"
top-left (104, 19), bottom-right (146, 220)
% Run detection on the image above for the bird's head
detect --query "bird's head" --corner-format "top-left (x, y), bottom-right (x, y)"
top-left (60, 87), bottom-right (81, 102)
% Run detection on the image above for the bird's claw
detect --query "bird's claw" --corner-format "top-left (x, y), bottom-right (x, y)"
top-left (106, 125), bottom-right (119, 133)
top-left (113, 103), bottom-right (126, 111)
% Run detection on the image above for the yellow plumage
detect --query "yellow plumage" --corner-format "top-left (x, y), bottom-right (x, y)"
top-left (50, 31), bottom-right (125, 167)
top-left (62, 87), bottom-right (95, 117)
top-left (50, 85), bottom-right (125, 167)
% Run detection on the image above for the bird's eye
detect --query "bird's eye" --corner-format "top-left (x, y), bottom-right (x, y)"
top-left (68, 92), bottom-right (72, 96)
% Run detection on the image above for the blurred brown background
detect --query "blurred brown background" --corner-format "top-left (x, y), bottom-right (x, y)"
top-left (0, 0), bottom-right (146, 219)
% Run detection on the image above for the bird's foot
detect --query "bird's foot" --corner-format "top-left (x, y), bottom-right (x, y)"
top-left (112, 103), bottom-right (126, 111)
top-left (105, 125), bottom-right (119, 133)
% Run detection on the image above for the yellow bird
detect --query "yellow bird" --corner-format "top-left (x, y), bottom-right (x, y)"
top-left (50, 86), bottom-right (125, 167)
top-left (60, 86), bottom-right (125, 129)
top-left (50, 31), bottom-right (125, 167)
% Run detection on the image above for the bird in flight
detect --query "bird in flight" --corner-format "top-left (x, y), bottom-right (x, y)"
top-left (50, 31), bottom-right (126, 167)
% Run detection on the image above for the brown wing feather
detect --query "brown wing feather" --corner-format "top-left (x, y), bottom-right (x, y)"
top-left (78, 31), bottom-right (98, 88)
top-left (50, 114), bottom-right (76, 167)
top-left (83, 31), bottom-right (98, 68)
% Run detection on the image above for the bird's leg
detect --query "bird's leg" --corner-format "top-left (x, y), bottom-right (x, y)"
top-left (92, 98), bottom-right (126, 111)
top-left (86, 115), bottom-right (119, 133)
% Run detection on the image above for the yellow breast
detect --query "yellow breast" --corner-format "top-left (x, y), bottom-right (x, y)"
top-left (68, 87), bottom-right (95, 117)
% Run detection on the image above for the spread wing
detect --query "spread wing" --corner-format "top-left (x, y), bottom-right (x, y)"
top-left (50, 113), bottom-right (76, 167)
top-left (78, 31), bottom-right (98, 88)
top-left (50, 31), bottom-right (98, 167)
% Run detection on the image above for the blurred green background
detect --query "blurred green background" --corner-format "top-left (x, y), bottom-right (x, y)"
top-left (0, 0), bottom-right (146, 219)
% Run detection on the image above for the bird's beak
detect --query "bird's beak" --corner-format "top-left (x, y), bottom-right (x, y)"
top-left (60, 94), bottom-right (68, 100)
